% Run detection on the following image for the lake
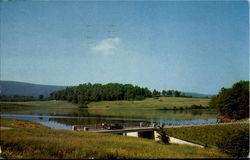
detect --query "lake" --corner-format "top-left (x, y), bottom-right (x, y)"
top-left (0, 109), bottom-right (218, 130)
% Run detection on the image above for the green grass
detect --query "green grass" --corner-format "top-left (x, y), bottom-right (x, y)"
top-left (89, 97), bottom-right (210, 109)
top-left (0, 101), bottom-right (79, 114)
top-left (0, 97), bottom-right (216, 119)
top-left (165, 123), bottom-right (249, 148)
top-left (0, 118), bottom-right (228, 159)
top-left (87, 97), bottom-right (215, 119)
top-left (0, 117), bottom-right (50, 129)
top-left (0, 97), bottom-right (210, 112)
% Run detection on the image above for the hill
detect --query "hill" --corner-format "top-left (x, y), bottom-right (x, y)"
top-left (0, 80), bottom-right (213, 99)
top-left (0, 81), bottom-right (68, 98)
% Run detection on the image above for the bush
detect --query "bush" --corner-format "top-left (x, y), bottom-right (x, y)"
top-left (190, 105), bottom-right (207, 109)
top-left (216, 128), bottom-right (249, 157)
top-left (155, 125), bottom-right (170, 144)
top-left (78, 101), bottom-right (89, 108)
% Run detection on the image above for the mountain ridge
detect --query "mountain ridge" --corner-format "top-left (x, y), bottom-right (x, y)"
top-left (0, 80), bottom-right (214, 98)
top-left (0, 80), bottom-right (69, 97)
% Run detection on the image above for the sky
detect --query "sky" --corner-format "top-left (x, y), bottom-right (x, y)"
top-left (0, 0), bottom-right (249, 94)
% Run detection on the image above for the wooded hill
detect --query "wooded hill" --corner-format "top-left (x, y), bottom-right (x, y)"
top-left (49, 83), bottom-right (152, 105)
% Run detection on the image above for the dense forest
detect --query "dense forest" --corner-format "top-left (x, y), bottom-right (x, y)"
top-left (49, 83), bottom-right (153, 105)
top-left (209, 81), bottom-right (249, 120)
top-left (49, 83), bottom-right (187, 106)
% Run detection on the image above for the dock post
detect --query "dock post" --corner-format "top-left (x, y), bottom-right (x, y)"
top-left (140, 122), bottom-right (144, 127)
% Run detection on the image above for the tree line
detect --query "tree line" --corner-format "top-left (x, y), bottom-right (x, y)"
top-left (161, 90), bottom-right (181, 97)
top-left (0, 94), bottom-right (45, 102)
top-left (49, 83), bottom-right (152, 105)
top-left (0, 94), bottom-right (37, 102)
top-left (49, 83), bottom-right (185, 105)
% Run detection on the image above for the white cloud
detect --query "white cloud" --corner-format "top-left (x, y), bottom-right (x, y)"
top-left (90, 37), bottom-right (121, 55)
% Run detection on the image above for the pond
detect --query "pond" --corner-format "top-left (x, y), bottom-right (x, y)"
top-left (0, 109), bottom-right (218, 130)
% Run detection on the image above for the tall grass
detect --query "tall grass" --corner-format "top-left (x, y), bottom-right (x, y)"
top-left (165, 123), bottom-right (249, 148)
top-left (0, 118), bottom-right (228, 159)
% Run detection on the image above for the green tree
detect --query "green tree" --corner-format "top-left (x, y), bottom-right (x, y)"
top-left (153, 89), bottom-right (160, 97)
top-left (39, 94), bottom-right (44, 101)
top-left (162, 90), bottom-right (167, 96)
top-left (209, 81), bottom-right (249, 120)
top-left (166, 90), bottom-right (173, 96)
top-left (174, 90), bottom-right (181, 97)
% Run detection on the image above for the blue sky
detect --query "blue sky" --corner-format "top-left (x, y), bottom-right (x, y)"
top-left (0, 1), bottom-right (249, 94)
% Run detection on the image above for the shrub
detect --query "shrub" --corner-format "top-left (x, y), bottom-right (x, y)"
top-left (216, 128), bottom-right (249, 157)
top-left (155, 125), bottom-right (170, 144)
top-left (78, 102), bottom-right (89, 108)
top-left (190, 104), bottom-right (207, 109)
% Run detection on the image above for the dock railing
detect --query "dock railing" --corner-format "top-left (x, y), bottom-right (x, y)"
top-left (72, 122), bottom-right (156, 131)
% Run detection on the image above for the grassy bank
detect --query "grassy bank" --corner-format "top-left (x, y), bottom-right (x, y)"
top-left (0, 118), bottom-right (51, 129)
top-left (0, 97), bottom-right (210, 112)
top-left (0, 118), bottom-right (228, 159)
top-left (0, 101), bottom-right (79, 114)
top-left (0, 97), bottom-right (216, 119)
top-left (165, 123), bottom-right (249, 148)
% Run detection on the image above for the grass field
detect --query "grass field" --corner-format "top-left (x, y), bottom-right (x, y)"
top-left (165, 123), bottom-right (249, 148)
top-left (0, 101), bottom-right (79, 114)
top-left (89, 97), bottom-right (210, 109)
top-left (0, 97), bottom-right (216, 119)
top-left (87, 97), bottom-right (215, 119)
top-left (0, 118), bottom-right (228, 159)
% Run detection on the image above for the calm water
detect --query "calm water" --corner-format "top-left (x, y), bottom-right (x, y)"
top-left (0, 113), bottom-right (218, 130)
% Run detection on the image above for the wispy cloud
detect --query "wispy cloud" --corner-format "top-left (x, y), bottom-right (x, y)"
top-left (89, 37), bottom-right (121, 55)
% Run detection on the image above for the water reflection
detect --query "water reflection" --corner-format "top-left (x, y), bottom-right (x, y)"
top-left (165, 109), bottom-right (204, 116)
top-left (1, 113), bottom-right (217, 130)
